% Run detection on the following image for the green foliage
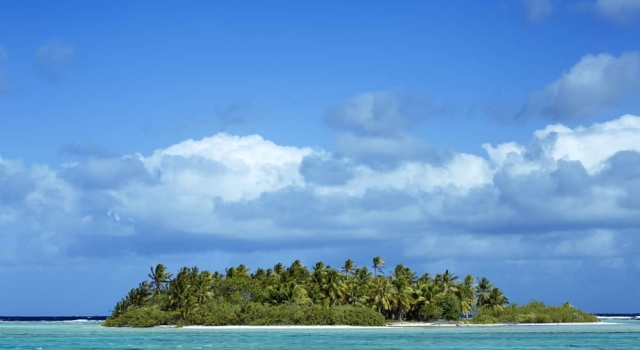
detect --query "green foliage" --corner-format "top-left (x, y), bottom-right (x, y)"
top-left (434, 294), bottom-right (461, 321)
top-left (470, 313), bottom-right (500, 324)
top-left (103, 303), bottom-right (384, 327)
top-left (187, 302), bottom-right (241, 325)
top-left (213, 277), bottom-right (263, 304)
top-left (472, 301), bottom-right (598, 324)
top-left (418, 294), bottom-right (462, 321)
top-left (419, 302), bottom-right (443, 321)
top-left (102, 305), bottom-right (179, 327)
top-left (103, 259), bottom-right (592, 327)
top-left (330, 306), bottom-right (385, 326)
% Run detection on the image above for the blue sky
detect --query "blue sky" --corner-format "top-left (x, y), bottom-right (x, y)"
top-left (1, 0), bottom-right (640, 315)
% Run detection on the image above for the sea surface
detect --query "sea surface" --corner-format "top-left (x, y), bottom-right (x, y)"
top-left (1, 317), bottom-right (639, 350)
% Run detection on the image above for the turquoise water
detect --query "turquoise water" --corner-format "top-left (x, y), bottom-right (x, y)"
top-left (1, 321), bottom-right (640, 349)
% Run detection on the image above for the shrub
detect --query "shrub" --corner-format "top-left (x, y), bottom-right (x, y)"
top-left (434, 294), bottom-right (461, 321)
top-left (102, 306), bottom-right (178, 327)
top-left (471, 313), bottom-right (499, 324)
top-left (420, 303), bottom-right (443, 321)
top-left (471, 301), bottom-right (598, 324)
top-left (330, 306), bottom-right (385, 326)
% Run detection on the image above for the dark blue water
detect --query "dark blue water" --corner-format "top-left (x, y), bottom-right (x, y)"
top-left (0, 316), bottom-right (107, 322)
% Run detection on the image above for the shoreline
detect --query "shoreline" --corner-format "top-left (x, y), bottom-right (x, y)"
top-left (153, 322), bottom-right (617, 330)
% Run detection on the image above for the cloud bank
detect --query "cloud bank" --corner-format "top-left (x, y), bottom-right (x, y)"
top-left (1, 111), bottom-right (639, 313)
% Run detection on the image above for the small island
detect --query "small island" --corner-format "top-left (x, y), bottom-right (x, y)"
top-left (103, 258), bottom-right (598, 327)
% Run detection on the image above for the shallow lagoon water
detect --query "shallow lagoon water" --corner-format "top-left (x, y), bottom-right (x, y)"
top-left (1, 320), bottom-right (640, 350)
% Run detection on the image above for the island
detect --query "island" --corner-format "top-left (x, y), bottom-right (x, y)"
top-left (103, 258), bottom-right (598, 327)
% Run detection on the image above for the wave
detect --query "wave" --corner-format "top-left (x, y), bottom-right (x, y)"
top-left (595, 313), bottom-right (639, 317)
top-left (595, 313), bottom-right (640, 321)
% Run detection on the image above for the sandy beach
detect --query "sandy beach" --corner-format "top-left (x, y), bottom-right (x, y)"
top-left (170, 322), bottom-right (616, 329)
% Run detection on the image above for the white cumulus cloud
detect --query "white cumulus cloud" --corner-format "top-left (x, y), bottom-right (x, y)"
top-left (518, 52), bottom-right (640, 120)
top-left (1, 115), bottom-right (640, 271)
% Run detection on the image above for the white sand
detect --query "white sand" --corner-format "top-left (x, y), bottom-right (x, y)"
top-left (180, 325), bottom-right (385, 329)
top-left (387, 322), bottom-right (617, 327)
top-left (167, 322), bottom-right (614, 329)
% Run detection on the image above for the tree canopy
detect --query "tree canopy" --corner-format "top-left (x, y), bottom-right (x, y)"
top-left (104, 259), bottom-right (595, 327)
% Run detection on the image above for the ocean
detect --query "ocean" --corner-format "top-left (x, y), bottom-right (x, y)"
top-left (1, 317), bottom-right (639, 350)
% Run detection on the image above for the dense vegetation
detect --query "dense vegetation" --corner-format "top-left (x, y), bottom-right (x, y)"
top-left (103, 257), bottom-right (596, 327)
top-left (472, 301), bottom-right (599, 324)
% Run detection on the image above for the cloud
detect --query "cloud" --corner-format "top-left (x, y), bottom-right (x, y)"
top-left (521, 0), bottom-right (553, 21)
top-left (59, 143), bottom-right (115, 158)
top-left (325, 91), bottom-right (454, 169)
top-left (2, 115), bottom-right (640, 313)
top-left (5, 115), bottom-right (640, 253)
top-left (216, 102), bottom-right (252, 128)
top-left (597, 150), bottom-right (640, 209)
top-left (34, 40), bottom-right (75, 82)
top-left (334, 134), bottom-right (452, 169)
top-left (299, 154), bottom-right (355, 186)
top-left (518, 52), bottom-right (640, 121)
top-left (593, 0), bottom-right (640, 24)
top-left (325, 90), bottom-right (453, 137)
top-left (0, 44), bottom-right (10, 94)
top-left (528, 114), bottom-right (640, 174)
top-left (60, 156), bottom-right (156, 190)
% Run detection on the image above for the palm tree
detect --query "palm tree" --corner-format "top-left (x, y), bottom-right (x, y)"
top-left (168, 267), bottom-right (195, 319)
top-left (391, 284), bottom-right (413, 322)
top-left (111, 299), bottom-right (130, 317)
top-left (267, 281), bottom-right (310, 305)
top-left (225, 266), bottom-right (236, 278)
top-left (267, 282), bottom-right (294, 305)
top-left (344, 275), bottom-right (367, 307)
top-left (341, 259), bottom-right (356, 276)
top-left (417, 273), bottom-right (432, 284)
top-left (372, 256), bottom-right (385, 276)
top-left (436, 269), bottom-right (458, 294)
top-left (273, 263), bottom-right (285, 276)
top-left (456, 275), bottom-right (476, 319)
top-left (126, 286), bottom-right (150, 308)
top-left (483, 287), bottom-right (509, 310)
top-left (390, 265), bottom-right (415, 322)
top-left (148, 263), bottom-right (173, 295)
top-left (413, 279), bottom-right (437, 320)
top-left (139, 281), bottom-right (153, 295)
top-left (322, 269), bottom-right (347, 306)
top-left (354, 267), bottom-right (372, 288)
top-left (252, 268), bottom-right (266, 279)
top-left (193, 271), bottom-right (214, 305)
top-left (370, 276), bottom-right (394, 316)
top-left (288, 260), bottom-right (309, 284)
top-left (391, 264), bottom-right (416, 288)
top-left (235, 264), bottom-right (250, 278)
top-left (476, 277), bottom-right (493, 308)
